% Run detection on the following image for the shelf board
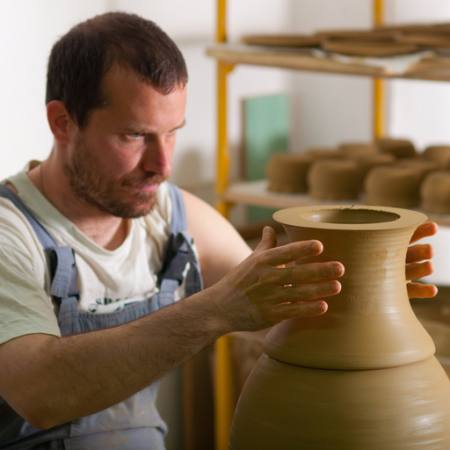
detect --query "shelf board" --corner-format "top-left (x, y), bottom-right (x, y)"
top-left (223, 180), bottom-right (450, 226)
top-left (206, 43), bottom-right (450, 82)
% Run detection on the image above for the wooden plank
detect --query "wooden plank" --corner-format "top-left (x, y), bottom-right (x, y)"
top-left (206, 43), bottom-right (450, 82)
top-left (206, 44), bottom-right (382, 77)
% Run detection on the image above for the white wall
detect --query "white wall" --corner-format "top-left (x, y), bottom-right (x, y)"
top-left (0, 0), bottom-right (111, 177)
top-left (387, 0), bottom-right (450, 148)
top-left (288, 0), bottom-right (373, 151)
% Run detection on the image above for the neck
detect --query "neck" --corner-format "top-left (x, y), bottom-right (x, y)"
top-left (28, 157), bottom-right (128, 250)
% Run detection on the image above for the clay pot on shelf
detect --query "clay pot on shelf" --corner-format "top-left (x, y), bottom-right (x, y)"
top-left (376, 137), bottom-right (417, 159)
top-left (423, 145), bottom-right (450, 169)
top-left (230, 205), bottom-right (450, 450)
top-left (303, 147), bottom-right (342, 161)
top-left (353, 152), bottom-right (394, 180)
top-left (395, 158), bottom-right (440, 176)
top-left (421, 171), bottom-right (450, 214)
top-left (266, 153), bottom-right (313, 193)
top-left (365, 165), bottom-right (425, 207)
top-left (338, 142), bottom-right (378, 158)
top-left (308, 159), bottom-right (365, 200)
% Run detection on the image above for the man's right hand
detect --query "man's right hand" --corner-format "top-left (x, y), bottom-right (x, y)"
top-left (208, 226), bottom-right (345, 332)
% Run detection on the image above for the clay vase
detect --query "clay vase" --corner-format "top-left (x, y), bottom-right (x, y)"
top-left (230, 205), bottom-right (450, 450)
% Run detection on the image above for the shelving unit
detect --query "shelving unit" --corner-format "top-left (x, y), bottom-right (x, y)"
top-left (208, 2), bottom-right (450, 450)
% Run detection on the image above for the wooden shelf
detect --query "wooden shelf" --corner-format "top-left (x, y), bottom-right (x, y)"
top-left (206, 43), bottom-right (450, 82)
top-left (223, 180), bottom-right (450, 226)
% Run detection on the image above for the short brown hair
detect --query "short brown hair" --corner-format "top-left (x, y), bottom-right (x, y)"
top-left (46, 12), bottom-right (188, 127)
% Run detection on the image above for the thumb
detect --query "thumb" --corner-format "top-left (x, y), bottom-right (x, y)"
top-left (254, 226), bottom-right (277, 253)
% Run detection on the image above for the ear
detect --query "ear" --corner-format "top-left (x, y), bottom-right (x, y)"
top-left (46, 100), bottom-right (77, 144)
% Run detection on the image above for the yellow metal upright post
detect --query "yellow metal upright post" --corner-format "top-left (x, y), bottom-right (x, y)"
top-left (214, 1), bottom-right (236, 450)
top-left (373, 0), bottom-right (385, 139)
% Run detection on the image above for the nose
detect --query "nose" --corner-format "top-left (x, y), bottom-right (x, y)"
top-left (141, 137), bottom-right (172, 178)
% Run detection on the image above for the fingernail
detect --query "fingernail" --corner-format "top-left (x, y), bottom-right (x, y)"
top-left (309, 240), bottom-right (323, 253)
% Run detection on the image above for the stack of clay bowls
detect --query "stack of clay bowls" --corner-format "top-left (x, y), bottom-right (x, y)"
top-left (338, 142), bottom-right (393, 180)
top-left (338, 142), bottom-right (378, 158)
top-left (308, 159), bottom-right (365, 201)
top-left (375, 137), bottom-right (417, 159)
top-left (304, 147), bottom-right (342, 161)
top-left (266, 153), bottom-right (313, 193)
top-left (266, 148), bottom-right (341, 194)
top-left (265, 138), bottom-right (450, 214)
top-left (365, 165), bottom-right (425, 208)
top-left (365, 138), bottom-right (426, 208)
top-left (421, 171), bottom-right (450, 213)
top-left (423, 145), bottom-right (450, 169)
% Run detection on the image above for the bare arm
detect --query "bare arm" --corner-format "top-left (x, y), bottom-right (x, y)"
top-left (182, 189), bottom-right (251, 287)
top-left (0, 191), bottom-right (344, 430)
top-left (0, 290), bottom-right (226, 430)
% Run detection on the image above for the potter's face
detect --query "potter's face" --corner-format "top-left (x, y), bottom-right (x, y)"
top-left (64, 66), bottom-right (187, 218)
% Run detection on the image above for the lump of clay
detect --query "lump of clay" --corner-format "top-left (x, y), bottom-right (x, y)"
top-left (308, 159), bottom-right (365, 200)
top-left (395, 158), bottom-right (439, 176)
top-left (421, 171), bottom-right (450, 214)
top-left (423, 145), bottom-right (450, 169)
top-left (376, 137), bottom-right (416, 159)
top-left (266, 153), bottom-right (313, 193)
top-left (303, 147), bottom-right (342, 161)
top-left (338, 142), bottom-right (378, 158)
top-left (365, 165), bottom-right (424, 207)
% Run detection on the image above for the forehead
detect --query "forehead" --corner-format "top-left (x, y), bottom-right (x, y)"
top-left (98, 65), bottom-right (187, 125)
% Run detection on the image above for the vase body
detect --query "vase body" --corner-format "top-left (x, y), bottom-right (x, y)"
top-left (230, 205), bottom-right (450, 449)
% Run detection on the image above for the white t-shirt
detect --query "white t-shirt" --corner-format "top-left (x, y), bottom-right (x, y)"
top-left (0, 167), bottom-right (173, 344)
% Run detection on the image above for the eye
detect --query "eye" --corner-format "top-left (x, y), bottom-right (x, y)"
top-left (126, 132), bottom-right (145, 140)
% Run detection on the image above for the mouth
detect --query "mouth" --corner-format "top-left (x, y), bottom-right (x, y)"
top-left (139, 182), bottom-right (160, 194)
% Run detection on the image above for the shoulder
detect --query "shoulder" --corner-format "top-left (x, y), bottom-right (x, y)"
top-left (0, 196), bottom-right (47, 278)
top-left (0, 197), bottom-right (56, 344)
top-left (181, 189), bottom-right (251, 287)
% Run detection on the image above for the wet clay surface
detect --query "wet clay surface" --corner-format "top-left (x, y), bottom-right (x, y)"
top-left (231, 205), bottom-right (450, 449)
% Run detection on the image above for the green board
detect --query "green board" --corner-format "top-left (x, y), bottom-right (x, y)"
top-left (243, 93), bottom-right (289, 223)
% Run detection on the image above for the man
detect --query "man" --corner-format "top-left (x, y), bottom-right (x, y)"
top-left (0, 11), bottom-right (437, 450)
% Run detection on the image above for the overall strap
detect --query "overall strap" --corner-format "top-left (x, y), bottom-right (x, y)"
top-left (157, 184), bottom-right (202, 307)
top-left (168, 182), bottom-right (187, 235)
top-left (0, 184), bottom-right (79, 300)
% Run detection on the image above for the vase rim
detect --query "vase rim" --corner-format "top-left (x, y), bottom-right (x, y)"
top-left (273, 204), bottom-right (427, 231)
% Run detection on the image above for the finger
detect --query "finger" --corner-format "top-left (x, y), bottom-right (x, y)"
top-left (254, 279), bottom-right (341, 303)
top-left (409, 221), bottom-right (438, 244)
top-left (270, 299), bottom-right (328, 322)
top-left (258, 240), bottom-right (323, 267)
top-left (254, 226), bottom-right (277, 253)
top-left (406, 261), bottom-right (433, 281)
top-left (406, 244), bottom-right (433, 263)
top-left (270, 261), bottom-right (345, 285)
top-left (407, 282), bottom-right (438, 299)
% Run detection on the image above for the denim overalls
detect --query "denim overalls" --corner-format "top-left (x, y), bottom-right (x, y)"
top-left (0, 183), bottom-right (202, 450)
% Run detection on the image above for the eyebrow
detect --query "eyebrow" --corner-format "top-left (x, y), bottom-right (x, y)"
top-left (170, 119), bottom-right (186, 132)
top-left (124, 119), bottom-right (186, 134)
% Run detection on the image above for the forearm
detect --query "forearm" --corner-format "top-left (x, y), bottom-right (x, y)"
top-left (1, 288), bottom-right (227, 429)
